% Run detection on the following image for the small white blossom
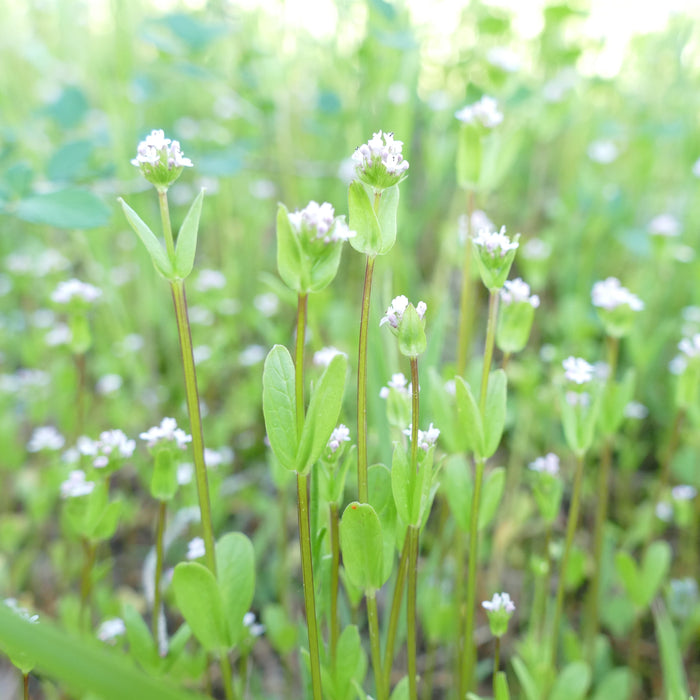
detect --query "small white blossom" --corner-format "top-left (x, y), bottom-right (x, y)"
top-left (239, 344), bottom-right (266, 367)
top-left (189, 306), bottom-right (215, 326)
top-left (254, 292), bottom-right (279, 317)
top-left (678, 334), bottom-right (700, 359)
top-left (243, 611), bottom-right (265, 637)
top-left (624, 401), bottom-right (648, 420)
top-left (193, 345), bottom-right (212, 364)
top-left (4, 599), bottom-right (39, 624)
top-left (140, 418), bottom-right (192, 450)
top-left (563, 356), bottom-right (595, 385)
top-left (591, 277), bottom-right (644, 312)
top-left (61, 470), bottom-right (95, 499)
top-left (500, 278), bottom-right (540, 308)
top-left (177, 463), bottom-right (194, 485)
top-left (97, 618), bottom-right (126, 643)
top-left (288, 201), bottom-right (354, 243)
top-left (327, 424), bottom-right (351, 453)
top-left (455, 96), bottom-right (503, 128)
top-left (313, 346), bottom-right (347, 367)
top-left (403, 423), bottom-right (440, 451)
top-left (352, 130), bottom-right (409, 177)
top-left (45, 323), bottom-right (72, 347)
top-left (587, 140), bottom-right (618, 164)
top-left (473, 226), bottom-right (519, 257)
top-left (655, 502), bottom-right (673, 522)
top-left (204, 446), bottom-right (234, 469)
top-left (51, 279), bottom-right (102, 305)
top-left (380, 295), bottom-right (426, 329)
top-left (565, 390), bottom-right (590, 407)
top-left (78, 430), bottom-right (135, 468)
top-left (96, 374), bottom-right (123, 395)
top-left (669, 355), bottom-right (687, 375)
top-left (379, 373), bottom-right (411, 399)
top-left (648, 214), bottom-right (681, 237)
top-left (444, 379), bottom-right (456, 396)
top-left (27, 426), bottom-right (65, 452)
top-left (482, 592), bottom-right (515, 613)
top-left (131, 129), bottom-right (193, 170)
top-left (194, 269), bottom-right (227, 292)
top-left (186, 537), bottom-right (206, 560)
top-left (529, 453), bottom-right (560, 476)
top-left (672, 485), bottom-right (697, 501)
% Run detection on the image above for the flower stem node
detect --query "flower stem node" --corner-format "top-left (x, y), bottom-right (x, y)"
top-left (131, 129), bottom-right (193, 191)
top-left (472, 227), bottom-right (520, 291)
top-left (482, 592), bottom-right (515, 638)
top-left (380, 295), bottom-right (427, 358)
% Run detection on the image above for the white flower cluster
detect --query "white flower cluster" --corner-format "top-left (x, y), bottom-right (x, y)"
top-left (473, 226), bottom-right (519, 257)
top-left (379, 295), bottom-right (427, 329)
top-left (587, 140), bottom-right (618, 164)
top-left (455, 96), bottom-right (503, 128)
top-left (403, 423), bottom-right (440, 451)
top-left (97, 617), bottom-right (126, 643)
top-left (51, 279), bottom-right (102, 305)
top-left (500, 278), bottom-right (540, 308)
top-left (288, 201), bottom-right (354, 243)
top-left (140, 417), bottom-right (192, 450)
top-left (379, 372), bottom-right (411, 399)
top-left (591, 278), bottom-right (644, 312)
top-left (313, 346), bottom-right (347, 368)
top-left (243, 611), bottom-right (265, 637)
top-left (672, 485), bottom-right (697, 501)
top-left (679, 334), bottom-right (700, 359)
top-left (27, 425), bottom-right (65, 452)
top-left (482, 592), bottom-right (515, 613)
top-left (131, 129), bottom-right (193, 170)
top-left (78, 430), bottom-right (135, 468)
top-left (563, 356), bottom-right (594, 385)
top-left (352, 130), bottom-right (409, 176)
top-left (648, 213), bottom-right (681, 237)
top-left (61, 470), bottom-right (95, 499)
top-left (186, 536), bottom-right (206, 560)
top-left (327, 424), bottom-right (351, 453)
top-left (528, 453), bottom-right (560, 476)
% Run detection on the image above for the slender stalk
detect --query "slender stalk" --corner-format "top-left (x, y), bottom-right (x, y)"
top-left (157, 189), bottom-right (176, 259)
top-left (329, 502), bottom-right (341, 664)
top-left (384, 532), bottom-right (410, 690)
top-left (220, 653), bottom-right (236, 700)
top-left (367, 593), bottom-right (387, 700)
top-left (294, 292), bottom-right (323, 700)
top-left (550, 452), bottom-right (586, 666)
top-left (454, 528), bottom-right (466, 696)
top-left (456, 190), bottom-right (475, 376)
top-left (357, 255), bottom-right (377, 503)
top-left (407, 525), bottom-right (420, 700)
top-left (74, 352), bottom-right (86, 441)
top-left (152, 500), bottom-right (167, 644)
top-left (494, 636), bottom-right (501, 679)
top-left (658, 408), bottom-right (685, 498)
top-left (479, 291), bottom-right (500, 415)
top-left (23, 673), bottom-right (29, 700)
top-left (79, 538), bottom-right (97, 630)
top-left (410, 358), bottom-right (420, 474)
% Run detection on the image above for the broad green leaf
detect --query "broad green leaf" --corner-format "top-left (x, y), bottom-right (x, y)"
top-left (90, 500), bottom-right (121, 542)
top-left (340, 502), bottom-right (385, 592)
top-left (495, 671), bottom-right (511, 700)
top-left (389, 677), bottom-right (409, 700)
top-left (428, 368), bottom-right (460, 453)
top-left (391, 443), bottom-right (412, 525)
top-left (369, 463), bottom-right (398, 582)
top-left (348, 180), bottom-right (381, 256)
top-left (478, 467), bottom-right (505, 530)
top-left (16, 189), bottom-right (111, 229)
top-left (511, 656), bottom-right (540, 700)
top-left (375, 183), bottom-right (399, 255)
top-left (262, 345), bottom-right (298, 472)
top-left (549, 661), bottom-right (590, 700)
top-left (591, 668), bottom-right (633, 700)
top-left (334, 625), bottom-right (367, 700)
top-left (599, 369), bottom-right (636, 436)
top-left (308, 233), bottom-right (344, 292)
top-left (47, 139), bottom-right (94, 181)
top-left (216, 533), bottom-right (255, 647)
top-left (172, 562), bottom-right (229, 652)
top-left (0, 604), bottom-right (207, 700)
top-left (442, 454), bottom-right (471, 531)
top-left (639, 541), bottom-right (671, 608)
top-left (173, 188), bottom-right (205, 279)
top-left (653, 601), bottom-right (689, 700)
top-left (119, 197), bottom-right (174, 279)
top-left (615, 550), bottom-right (642, 605)
top-left (457, 123), bottom-right (481, 189)
top-left (483, 370), bottom-right (507, 458)
top-left (455, 376), bottom-right (485, 458)
top-left (122, 604), bottom-right (158, 672)
top-left (276, 203), bottom-right (304, 292)
top-left (296, 353), bottom-right (347, 475)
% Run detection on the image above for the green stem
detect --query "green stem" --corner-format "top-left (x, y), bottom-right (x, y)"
top-left (550, 452), bottom-right (586, 667)
top-left (384, 531), bottom-right (410, 691)
top-left (479, 290), bottom-right (500, 415)
top-left (357, 255), bottom-right (376, 503)
top-left (367, 593), bottom-right (387, 700)
top-left (421, 640), bottom-right (437, 700)
top-left (454, 528), bottom-right (466, 697)
top-left (330, 502), bottom-right (341, 664)
top-left (410, 358), bottom-right (420, 474)
top-left (79, 538), bottom-right (97, 631)
top-left (658, 408), bottom-right (684, 498)
top-left (220, 653), bottom-right (236, 700)
top-left (23, 672), bottom-right (29, 700)
top-left (494, 636), bottom-right (501, 688)
top-left (295, 294), bottom-right (308, 434)
top-left (457, 189), bottom-right (475, 376)
top-left (157, 188), bottom-right (176, 260)
top-left (152, 500), bottom-right (167, 644)
top-left (407, 525), bottom-right (420, 700)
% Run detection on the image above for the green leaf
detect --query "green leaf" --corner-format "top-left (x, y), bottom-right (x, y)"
top-left (368, 463), bottom-right (398, 582)
top-left (119, 197), bottom-right (174, 279)
top-left (375, 184), bottom-right (399, 255)
top-left (442, 454), bottom-right (471, 531)
top-left (653, 601), bottom-right (689, 700)
top-left (457, 123), bottom-right (481, 189)
top-left (215, 533), bottom-right (255, 648)
top-left (122, 604), bottom-right (158, 672)
top-left (47, 140), bottom-right (94, 181)
top-left (173, 188), bottom-right (205, 279)
top-left (150, 448), bottom-right (178, 501)
top-left (0, 604), bottom-right (207, 700)
top-left (261, 604), bottom-right (296, 655)
top-left (455, 376), bottom-right (485, 458)
top-left (389, 677), bottom-right (409, 700)
top-left (639, 541), bottom-right (671, 608)
top-left (340, 502), bottom-right (385, 593)
top-left (296, 353), bottom-right (347, 475)
top-left (599, 369), bottom-right (636, 436)
top-left (15, 189), bottom-right (111, 230)
top-left (478, 467), bottom-right (505, 530)
top-left (511, 656), bottom-right (540, 700)
top-left (262, 345), bottom-right (298, 472)
top-left (615, 551), bottom-right (642, 606)
top-left (348, 180), bottom-right (382, 256)
top-left (335, 625), bottom-right (367, 699)
top-left (495, 671), bottom-right (511, 700)
top-left (391, 443), bottom-right (412, 526)
top-left (276, 203), bottom-right (304, 292)
top-left (549, 661), bottom-right (590, 700)
top-left (483, 370), bottom-right (507, 458)
top-left (172, 562), bottom-right (229, 652)
top-left (591, 668), bottom-right (633, 700)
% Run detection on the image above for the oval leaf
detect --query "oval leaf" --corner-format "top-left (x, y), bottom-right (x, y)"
top-left (549, 661), bottom-right (591, 700)
top-left (478, 467), bottom-right (505, 531)
top-left (339, 502), bottom-right (385, 593)
top-left (16, 189), bottom-right (111, 229)
top-left (455, 376), bottom-right (485, 458)
top-left (483, 369), bottom-right (507, 458)
top-left (119, 197), bottom-right (174, 279)
top-left (348, 180), bottom-right (381, 256)
top-left (276, 203), bottom-right (304, 293)
top-left (375, 184), bottom-right (399, 255)
top-left (216, 533), bottom-right (255, 648)
top-left (173, 188), bottom-right (205, 279)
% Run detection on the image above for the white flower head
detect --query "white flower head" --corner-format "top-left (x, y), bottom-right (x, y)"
top-left (78, 430), bottom-right (135, 469)
top-left (97, 618), bottom-right (126, 643)
top-left (563, 356), bottom-right (595, 385)
top-left (379, 372), bottom-right (410, 399)
top-left (288, 201), bottom-right (355, 244)
top-left (648, 214), bottom-right (681, 237)
top-left (140, 417), bottom-right (192, 450)
top-left (587, 140), bottom-right (618, 164)
top-left (4, 599), bottom-right (39, 624)
top-left (186, 537), bottom-right (206, 560)
top-left (379, 295), bottom-right (426, 329)
top-left (61, 470), bottom-right (95, 499)
top-left (313, 346), bottom-right (347, 368)
top-left (672, 485), bottom-right (697, 501)
top-left (403, 423), bottom-right (440, 451)
top-left (51, 278), bottom-right (102, 305)
top-left (529, 453), bottom-right (560, 476)
top-left (131, 129), bottom-right (193, 170)
top-left (194, 269), bottom-right (227, 292)
top-left (678, 334), bottom-right (700, 359)
top-left (482, 592), bottom-right (515, 613)
top-left (591, 277), bottom-right (644, 312)
top-left (352, 130), bottom-right (409, 188)
top-left (455, 96), bottom-right (503, 128)
top-left (500, 278), bottom-right (540, 308)
top-left (624, 401), bottom-right (648, 420)
top-left (656, 501), bottom-right (673, 522)
top-left (27, 426), bottom-right (65, 453)
top-left (473, 226), bottom-right (519, 258)
top-left (327, 424), bottom-right (351, 454)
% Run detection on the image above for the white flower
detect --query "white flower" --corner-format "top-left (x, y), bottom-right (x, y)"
top-left (672, 485), bottom-right (697, 501)
top-left (327, 424), bottom-right (351, 453)
top-left (239, 344), bottom-right (266, 367)
top-left (45, 323), bottom-right (72, 347)
top-left (51, 278), bottom-right (102, 304)
top-left (482, 592), bottom-right (515, 613)
top-left (679, 334), bottom-right (700, 359)
top-left (27, 426), bottom-right (65, 452)
top-left (624, 401), bottom-right (648, 420)
top-left (563, 356), bottom-right (594, 385)
top-left (313, 346), bottom-right (347, 368)
top-left (140, 418), bottom-right (192, 450)
top-left (204, 446), bottom-right (234, 468)
top-left (194, 269), bottom-right (226, 292)
top-left (243, 611), bottom-right (265, 637)
top-left (529, 453), bottom-right (560, 476)
top-left (61, 470), bottom-right (95, 499)
top-left (4, 599), bottom-right (39, 624)
top-left (648, 214), bottom-right (681, 237)
top-left (97, 618), bottom-right (126, 643)
top-left (655, 502), bottom-right (673, 522)
top-left (254, 292), bottom-right (279, 317)
top-left (403, 423), bottom-right (440, 451)
top-left (288, 201), bottom-right (354, 243)
top-left (78, 430), bottom-right (135, 468)
top-left (186, 537), bottom-right (206, 560)
top-left (193, 345), bottom-right (212, 364)
top-left (587, 140), bottom-right (618, 164)
top-left (500, 278), bottom-right (540, 308)
top-left (455, 96), bottom-right (503, 128)
top-left (379, 295), bottom-right (426, 329)
top-left (177, 463), bottom-right (194, 485)
top-left (379, 372), bottom-right (411, 399)
top-left (131, 129), bottom-right (193, 170)
top-left (486, 47), bottom-right (520, 73)
top-left (96, 374), bottom-right (123, 395)
top-left (352, 130), bottom-right (410, 177)
top-left (472, 226), bottom-right (519, 257)
top-left (591, 277), bottom-right (644, 311)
